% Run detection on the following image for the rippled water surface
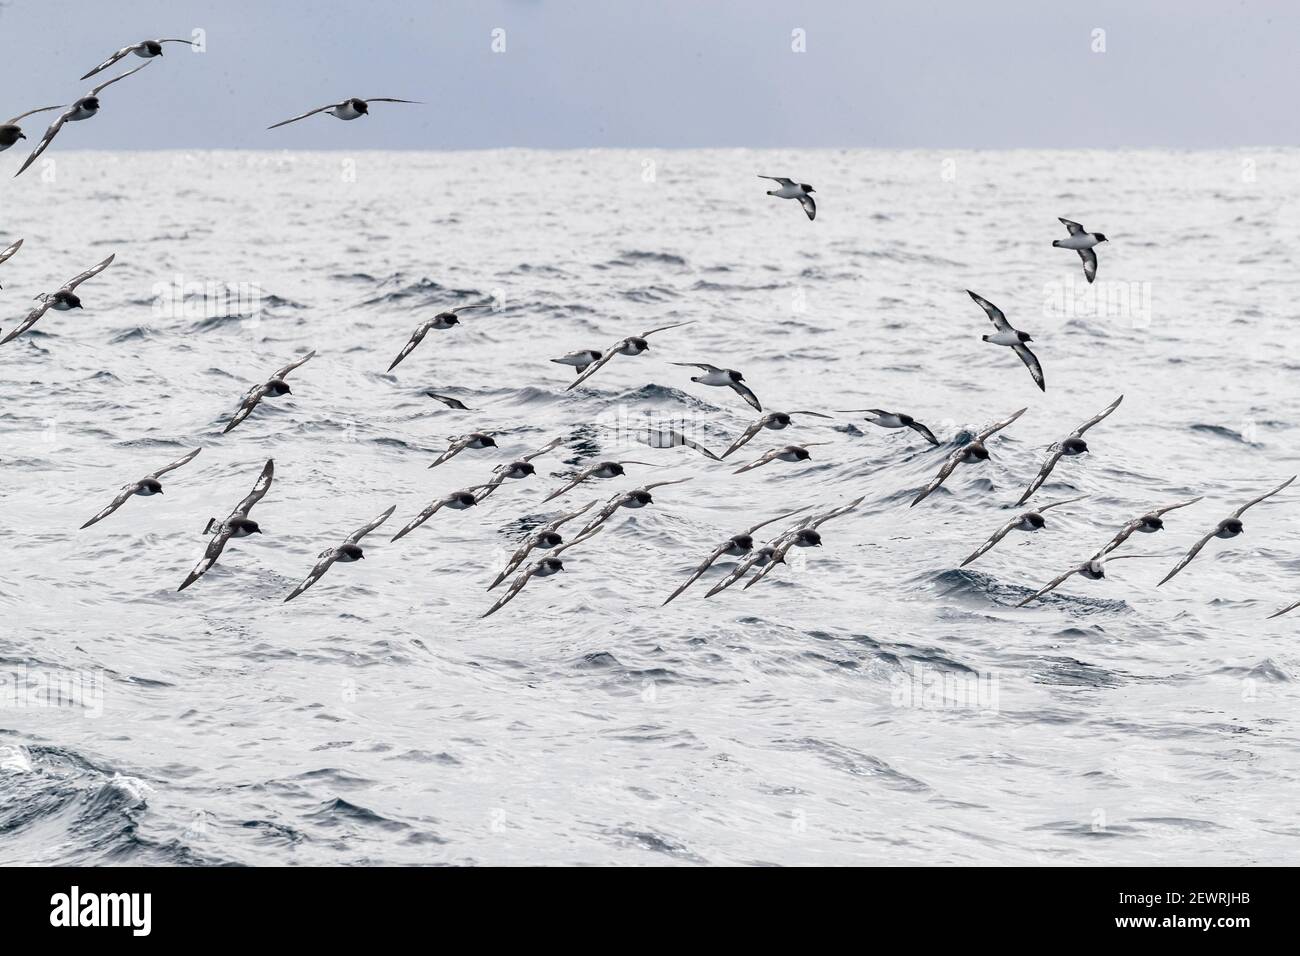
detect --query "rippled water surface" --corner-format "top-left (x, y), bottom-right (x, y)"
top-left (3, 149), bottom-right (1299, 865)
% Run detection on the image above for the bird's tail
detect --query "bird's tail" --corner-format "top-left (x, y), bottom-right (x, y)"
top-left (980, 334), bottom-right (990, 342)
top-left (1051, 239), bottom-right (1062, 248)
top-left (203, 517), bottom-right (216, 534)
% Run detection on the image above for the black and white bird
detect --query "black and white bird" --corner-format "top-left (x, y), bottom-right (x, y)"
top-left (387, 304), bottom-right (490, 372)
top-left (425, 391), bottom-right (471, 410)
top-left (268, 97), bottom-right (421, 130)
top-left (742, 497), bottom-right (864, 590)
top-left (283, 505), bottom-right (395, 602)
top-left (1093, 497), bottom-right (1204, 557)
top-left (838, 408), bottom-right (940, 446)
top-left (1017, 395), bottom-right (1123, 505)
top-left (541, 459), bottom-right (658, 503)
top-left (481, 436), bottom-right (565, 494)
top-left (0, 253), bottom-right (116, 345)
top-left (14, 62), bottom-right (153, 177)
top-left (487, 500), bottom-right (599, 590)
top-left (661, 507), bottom-right (811, 605)
top-left (1016, 553), bottom-right (1157, 607)
top-left (564, 322), bottom-right (693, 390)
top-left (550, 349), bottom-right (604, 377)
top-left (177, 459), bottom-right (274, 592)
top-left (80, 38), bottom-right (195, 80)
top-left (221, 351), bottom-right (315, 433)
top-left (80, 448), bottom-right (202, 530)
top-left (575, 479), bottom-right (691, 538)
top-left (1, 107), bottom-right (64, 153)
top-left (1157, 477), bottom-right (1296, 586)
top-left (758, 175), bottom-right (816, 221)
top-left (428, 432), bottom-right (498, 468)
top-left (671, 361), bottom-right (762, 411)
top-left (968, 291), bottom-right (1045, 392)
top-left (1053, 218), bottom-right (1108, 284)
top-left (722, 410), bottom-right (830, 458)
top-left (638, 427), bottom-right (722, 461)
top-left (481, 528), bottom-right (604, 619)
top-left (0, 237), bottom-right (23, 287)
top-left (733, 442), bottom-right (830, 474)
top-left (390, 485), bottom-right (493, 542)
top-left (911, 408), bottom-right (1027, 507)
top-left (959, 496), bottom-right (1085, 567)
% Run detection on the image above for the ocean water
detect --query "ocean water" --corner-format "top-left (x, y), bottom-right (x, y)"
top-left (2, 148), bottom-right (1299, 866)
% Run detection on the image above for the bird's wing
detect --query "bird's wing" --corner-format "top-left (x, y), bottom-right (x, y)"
top-left (669, 361), bottom-right (721, 372)
top-left (746, 506), bottom-right (812, 535)
top-left (521, 435), bottom-right (564, 462)
top-left (576, 495), bottom-right (626, 537)
top-left (662, 542), bottom-right (732, 606)
top-left (0, 300), bottom-right (54, 344)
top-left (910, 450), bottom-right (963, 507)
top-left (222, 384), bottom-right (270, 434)
top-left (1077, 247), bottom-right (1097, 284)
top-left (1017, 446), bottom-right (1067, 505)
top-left (565, 343), bottom-right (625, 390)
top-left (346, 505), bottom-right (396, 545)
top-left (551, 526), bottom-right (603, 557)
top-left (704, 545), bottom-right (771, 597)
top-left (363, 97), bottom-right (422, 104)
top-left (541, 467), bottom-right (595, 503)
top-left (1156, 530), bottom-right (1219, 586)
top-left (0, 238), bottom-right (22, 264)
top-left (641, 478), bottom-right (691, 493)
top-left (79, 44), bottom-right (139, 81)
top-left (283, 549), bottom-right (341, 602)
top-left (640, 320), bottom-right (694, 338)
top-left (1059, 217), bottom-right (1085, 235)
top-left (158, 38), bottom-right (196, 45)
top-left (80, 483), bottom-right (139, 530)
top-left (13, 108), bottom-right (73, 177)
top-left (147, 447), bottom-right (202, 479)
top-left (1012, 344), bottom-right (1046, 392)
top-left (807, 496), bottom-right (865, 530)
top-left (644, 428), bottom-right (721, 460)
top-left (758, 175), bottom-right (795, 186)
top-left (387, 322), bottom-right (430, 372)
top-left (1231, 475), bottom-right (1297, 519)
top-left (62, 253), bottom-right (116, 292)
top-left (425, 391), bottom-right (469, 409)
top-left (268, 103), bottom-right (339, 130)
top-left (798, 194), bottom-right (816, 221)
top-left (274, 349), bottom-right (316, 380)
top-left (1267, 598), bottom-right (1300, 620)
top-left (967, 290), bottom-right (1010, 331)
top-left (1073, 394), bottom-right (1123, 436)
top-left (1037, 494), bottom-right (1087, 513)
top-left (1094, 519), bottom-right (1143, 558)
top-left (721, 417), bottom-right (766, 458)
top-left (545, 499), bottom-right (599, 532)
top-left (906, 419), bottom-right (941, 445)
top-left (177, 527), bottom-right (233, 591)
top-left (231, 459), bottom-right (275, 518)
top-left (959, 517), bottom-right (1019, 567)
top-left (743, 532), bottom-right (804, 589)
top-left (1016, 567), bottom-right (1082, 606)
top-left (1152, 495), bottom-right (1203, 517)
top-left (784, 409), bottom-right (832, 419)
top-left (977, 406), bottom-right (1028, 442)
top-left (390, 498), bottom-right (448, 541)
top-left (449, 303), bottom-right (491, 314)
top-left (89, 60), bottom-right (153, 96)
top-left (3, 105), bottom-right (64, 125)
top-left (427, 436), bottom-right (470, 468)
top-left (734, 449), bottom-right (777, 474)
top-left (481, 564), bottom-right (539, 618)
top-left (729, 380), bottom-right (763, 412)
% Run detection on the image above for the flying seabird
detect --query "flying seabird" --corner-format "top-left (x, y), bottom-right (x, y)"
top-left (80, 38), bottom-right (195, 80)
top-left (758, 175), bottom-right (816, 221)
top-left (0, 107), bottom-right (64, 153)
top-left (564, 321), bottom-right (693, 391)
top-left (390, 484), bottom-right (494, 542)
top-left (1093, 497), bottom-right (1204, 557)
top-left (387, 304), bottom-right (490, 372)
top-left (481, 436), bottom-right (565, 494)
top-left (541, 459), bottom-right (659, 503)
top-left (487, 500), bottom-right (599, 590)
top-left (662, 507), bottom-right (811, 605)
top-left (481, 528), bottom-right (604, 618)
top-left (0, 238), bottom-right (23, 287)
top-left (428, 431), bottom-right (498, 468)
top-left (837, 408), bottom-right (940, 446)
top-left (575, 478), bottom-right (692, 538)
top-left (282, 505), bottom-right (396, 602)
top-left (671, 361), bottom-right (762, 411)
top-left (733, 442), bottom-right (831, 474)
top-left (0, 253), bottom-right (116, 345)
top-left (968, 290), bottom-right (1044, 392)
top-left (426, 391), bottom-right (471, 410)
top-left (1053, 218), bottom-right (1108, 284)
top-left (639, 427), bottom-right (722, 461)
top-left (551, 349), bottom-right (604, 377)
top-left (221, 350), bottom-right (316, 433)
top-left (1017, 395), bottom-right (1123, 504)
top-left (14, 62), bottom-right (153, 177)
top-left (741, 497), bottom-right (864, 590)
top-left (911, 407), bottom-right (1028, 507)
top-left (1157, 476), bottom-right (1297, 586)
top-left (177, 459), bottom-right (274, 591)
top-left (80, 448), bottom-right (202, 529)
top-left (958, 496), bottom-right (1085, 567)
top-left (722, 410), bottom-right (830, 458)
top-left (1016, 553), bottom-right (1158, 607)
top-left (268, 97), bottom-right (421, 130)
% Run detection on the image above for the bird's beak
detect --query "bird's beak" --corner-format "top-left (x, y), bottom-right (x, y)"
top-left (255, 528), bottom-right (264, 534)
top-left (75, 303), bottom-right (84, 309)
top-left (359, 553), bottom-right (366, 559)
top-left (284, 386), bottom-right (292, 394)
top-left (1024, 334), bottom-right (1033, 342)
top-left (18, 133), bottom-right (25, 140)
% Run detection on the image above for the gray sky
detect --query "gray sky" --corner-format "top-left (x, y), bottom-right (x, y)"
top-left (0, 0), bottom-right (1294, 149)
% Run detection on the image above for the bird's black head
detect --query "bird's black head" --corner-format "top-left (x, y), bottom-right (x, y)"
top-left (1063, 436), bottom-right (1089, 455)
top-left (797, 529), bottom-right (823, 547)
top-left (82, 96), bottom-right (100, 112)
top-left (967, 442), bottom-right (990, 461)
top-left (1025, 512), bottom-right (1046, 529)
top-left (628, 336), bottom-right (649, 351)
top-left (234, 517), bottom-right (262, 535)
top-left (729, 369), bottom-right (744, 382)
top-left (771, 412), bottom-right (791, 426)
top-left (58, 291), bottom-right (83, 309)
top-left (353, 99), bottom-right (369, 114)
top-left (140, 477), bottom-right (163, 495)
top-left (1095, 233), bottom-right (1109, 243)
top-left (537, 530), bottom-right (563, 548)
top-left (340, 543), bottom-right (364, 561)
top-left (632, 490), bottom-right (653, 505)
top-left (802, 184), bottom-right (815, 193)
top-left (606, 462), bottom-right (626, 476)
top-left (898, 413), bottom-right (914, 425)
top-left (513, 461), bottom-right (536, 476)
top-left (792, 447), bottom-right (811, 461)
top-left (145, 40), bottom-right (163, 55)
top-left (1221, 517), bottom-right (1244, 536)
top-left (1018, 330), bottom-right (1033, 343)
top-left (731, 533), bottom-right (754, 551)
top-left (267, 378), bottom-right (291, 396)
top-left (476, 433), bottom-right (498, 448)
top-left (457, 492), bottom-right (479, 507)
top-left (442, 313), bottom-right (460, 325)
top-left (542, 557), bottom-right (564, 573)
top-left (1144, 515), bottom-right (1165, 531)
